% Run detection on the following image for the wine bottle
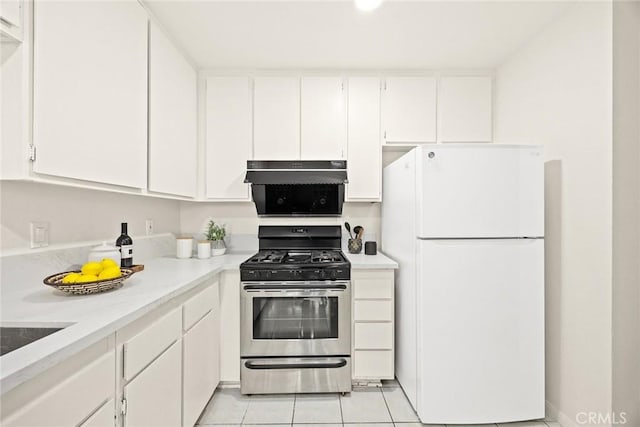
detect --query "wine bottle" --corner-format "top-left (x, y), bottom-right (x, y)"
top-left (116, 222), bottom-right (133, 268)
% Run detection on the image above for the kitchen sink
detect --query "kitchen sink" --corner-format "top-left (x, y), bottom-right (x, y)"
top-left (0, 326), bottom-right (66, 356)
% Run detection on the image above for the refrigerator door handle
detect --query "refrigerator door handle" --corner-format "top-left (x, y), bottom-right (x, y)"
top-left (418, 238), bottom-right (543, 246)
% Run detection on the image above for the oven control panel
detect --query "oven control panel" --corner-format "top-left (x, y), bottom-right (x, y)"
top-left (241, 268), bottom-right (349, 282)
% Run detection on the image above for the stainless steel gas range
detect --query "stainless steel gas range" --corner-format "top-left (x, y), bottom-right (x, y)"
top-left (240, 226), bottom-right (351, 395)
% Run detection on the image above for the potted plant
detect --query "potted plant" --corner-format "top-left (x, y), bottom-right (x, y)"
top-left (205, 220), bottom-right (227, 256)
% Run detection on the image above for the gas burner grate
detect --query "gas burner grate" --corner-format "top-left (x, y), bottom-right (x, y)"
top-left (311, 250), bottom-right (344, 264)
top-left (250, 251), bottom-right (286, 263)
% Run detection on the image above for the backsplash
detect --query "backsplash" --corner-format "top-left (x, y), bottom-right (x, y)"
top-left (0, 234), bottom-right (176, 290)
top-left (0, 181), bottom-right (180, 252)
top-left (178, 201), bottom-right (381, 250)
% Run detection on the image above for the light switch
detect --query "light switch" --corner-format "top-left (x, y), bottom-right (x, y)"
top-left (30, 221), bottom-right (50, 248)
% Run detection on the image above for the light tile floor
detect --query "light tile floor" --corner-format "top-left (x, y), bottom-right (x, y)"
top-left (196, 381), bottom-right (558, 427)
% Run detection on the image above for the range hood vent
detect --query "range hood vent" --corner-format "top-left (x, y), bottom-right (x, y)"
top-left (244, 160), bottom-right (347, 217)
top-left (244, 160), bottom-right (348, 185)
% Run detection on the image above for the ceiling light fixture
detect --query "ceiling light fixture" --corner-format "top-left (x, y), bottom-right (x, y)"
top-left (355, 0), bottom-right (383, 12)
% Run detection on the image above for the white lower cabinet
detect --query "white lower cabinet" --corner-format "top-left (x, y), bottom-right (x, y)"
top-left (81, 399), bottom-right (116, 427)
top-left (1, 338), bottom-right (115, 427)
top-left (352, 269), bottom-right (395, 381)
top-left (183, 285), bottom-right (220, 427)
top-left (0, 279), bottom-right (223, 427)
top-left (124, 340), bottom-right (182, 427)
top-left (219, 270), bottom-right (241, 382)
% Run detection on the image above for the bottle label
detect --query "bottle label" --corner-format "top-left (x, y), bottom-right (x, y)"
top-left (120, 245), bottom-right (133, 259)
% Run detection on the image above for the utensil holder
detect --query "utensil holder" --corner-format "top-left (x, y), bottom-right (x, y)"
top-left (348, 238), bottom-right (363, 254)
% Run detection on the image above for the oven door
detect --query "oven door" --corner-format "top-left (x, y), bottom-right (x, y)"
top-left (241, 281), bottom-right (351, 357)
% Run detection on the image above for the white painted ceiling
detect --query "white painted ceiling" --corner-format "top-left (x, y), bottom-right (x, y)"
top-left (145, 0), bottom-right (570, 70)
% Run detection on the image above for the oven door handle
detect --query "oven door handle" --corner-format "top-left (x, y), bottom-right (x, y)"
top-left (244, 358), bottom-right (348, 370)
top-left (243, 283), bottom-right (347, 291)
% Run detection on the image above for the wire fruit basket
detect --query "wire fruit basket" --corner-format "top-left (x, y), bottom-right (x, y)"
top-left (43, 268), bottom-right (136, 295)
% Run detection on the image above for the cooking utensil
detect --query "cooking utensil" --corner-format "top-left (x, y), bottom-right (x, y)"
top-left (344, 222), bottom-right (353, 239)
top-left (353, 226), bottom-right (364, 240)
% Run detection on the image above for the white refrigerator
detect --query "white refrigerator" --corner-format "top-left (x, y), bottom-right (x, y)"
top-left (382, 144), bottom-right (544, 424)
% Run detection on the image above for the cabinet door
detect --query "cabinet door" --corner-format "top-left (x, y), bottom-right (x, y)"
top-left (80, 399), bottom-right (115, 427)
top-left (148, 21), bottom-right (197, 197)
top-left (301, 77), bottom-right (346, 160)
top-left (346, 77), bottom-right (381, 201)
top-left (183, 312), bottom-right (219, 427)
top-left (382, 77), bottom-right (436, 144)
top-left (253, 77), bottom-right (300, 160)
top-left (438, 76), bottom-right (492, 142)
top-left (206, 77), bottom-right (252, 200)
top-left (124, 340), bottom-right (182, 427)
top-left (33, 0), bottom-right (147, 188)
top-left (2, 352), bottom-right (115, 427)
top-left (220, 271), bottom-right (240, 382)
top-left (0, 0), bottom-right (21, 28)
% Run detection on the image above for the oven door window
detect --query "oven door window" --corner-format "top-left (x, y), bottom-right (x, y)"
top-left (253, 296), bottom-right (339, 339)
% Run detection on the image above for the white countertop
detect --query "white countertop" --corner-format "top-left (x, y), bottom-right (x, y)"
top-left (0, 249), bottom-right (396, 394)
top-left (344, 251), bottom-right (398, 269)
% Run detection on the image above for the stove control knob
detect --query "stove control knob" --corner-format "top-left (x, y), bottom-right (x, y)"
top-left (262, 270), bottom-right (271, 280)
top-left (329, 270), bottom-right (337, 280)
top-left (319, 270), bottom-right (327, 279)
top-left (293, 270), bottom-right (301, 278)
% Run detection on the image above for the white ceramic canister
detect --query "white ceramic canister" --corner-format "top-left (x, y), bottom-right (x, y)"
top-left (197, 241), bottom-right (211, 259)
top-left (88, 242), bottom-right (122, 265)
top-left (176, 237), bottom-right (193, 259)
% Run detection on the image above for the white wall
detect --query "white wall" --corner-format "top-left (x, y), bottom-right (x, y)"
top-left (0, 181), bottom-right (180, 252)
top-left (494, 3), bottom-right (612, 427)
top-left (612, 2), bottom-right (640, 427)
top-left (179, 201), bottom-right (380, 249)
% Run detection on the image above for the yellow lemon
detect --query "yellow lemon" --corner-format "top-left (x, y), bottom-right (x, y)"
top-left (100, 258), bottom-right (119, 269)
top-left (81, 261), bottom-right (103, 276)
top-left (98, 267), bottom-right (121, 280)
top-left (61, 272), bottom-right (82, 284)
top-left (76, 274), bottom-right (98, 283)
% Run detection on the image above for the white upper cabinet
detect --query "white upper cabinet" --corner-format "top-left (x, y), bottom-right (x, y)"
top-left (33, 0), bottom-right (148, 188)
top-left (0, 0), bottom-right (22, 41)
top-left (301, 77), bottom-right (346, 160)
top-left (382, 77), bottom-right (436, 144)
top-left (206, 76), bottom-right (252, 200)
top-left (438, 76), bottom-right (492, 143)
top-left (148, 21), bottom-right (197, 198)
top-left (347, 77), bottom-right (381, 201)
top-left (253, 77), bottom-right (300, 160)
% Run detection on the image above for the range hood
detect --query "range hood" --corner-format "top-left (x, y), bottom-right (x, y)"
top-left (244, 160), bottom-right (347, 217)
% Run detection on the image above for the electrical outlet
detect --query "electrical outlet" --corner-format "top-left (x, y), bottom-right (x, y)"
top-left (30, 221), bottom-right (50, 248)
top-left (145, 219), bottom-right (154, 235)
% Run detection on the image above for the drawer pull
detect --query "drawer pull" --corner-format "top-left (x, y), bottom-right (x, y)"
top-left (244, 358), bottom-right (347, 370)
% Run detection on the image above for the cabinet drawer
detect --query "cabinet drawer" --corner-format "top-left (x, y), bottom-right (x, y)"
top-left (81, 398), bottom-right (114, 427)
top-left (354, 323), bottom-right (393, 349)
top-left (124, 307), bottom-right (181, 381)
top-left (353, 277), bottom-right (393, 299)
top-left (354, 300), bottom-right (393, 321)
top-left (354, 350), bottom-right (394, 379)
top-left (3, 352), bottom-right (115, 427)
top-left (183, 283), bottom-right (218, 331)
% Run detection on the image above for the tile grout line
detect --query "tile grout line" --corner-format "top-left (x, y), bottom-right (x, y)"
top-left (338, 392), bottom-right (345, 425)
top-left (240, 392), bottom-right (250, 425)
top-left (379, 386), bottom-right (395, 424)
top-left (291, 393), bottom-right (297, 426)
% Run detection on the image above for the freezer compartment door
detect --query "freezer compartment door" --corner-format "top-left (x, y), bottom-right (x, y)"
top-left (416, 238), bottom-right (544, 424)
top-left (417, 145), bottom-right (544, 238)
